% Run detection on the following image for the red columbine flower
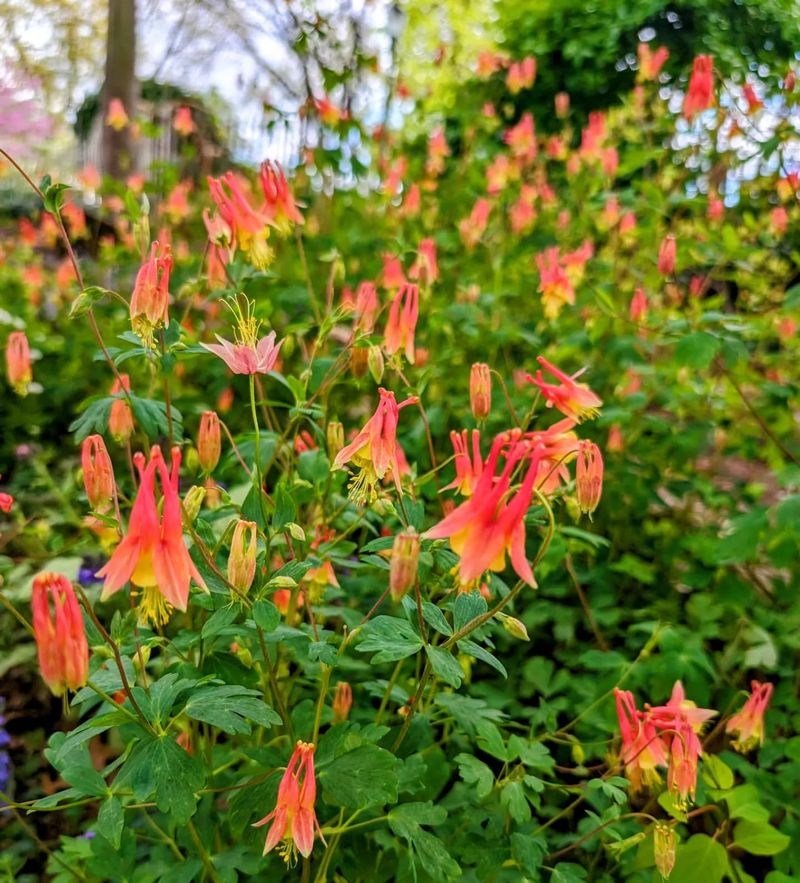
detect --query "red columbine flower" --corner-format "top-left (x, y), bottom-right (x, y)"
top-left (332, 388), bottom-right (418, 503)
top-left (614, 689), bottom-right (668, 792)
top-left (425, 433), bottom-right (541, 587)
top-left (555, 91), bottom-right (570, 118)
top-left (443, 429), bottom-right (484, 497)
top-left (470, 363), bottom-right (492, 420)
top-left (208, 172), bottom-right (272, 268)
top-left (657, 234), bottom-right (676, 275)
top-left (198, 411), bottom-right (221, 473)
top-left (228, 519), bottom-right (258, 594)
top-left (381, 254), bottom-right (406, 290)
top-left (535, 248), bottom-right (574, 319)
top-left (173, 105), bottom-right (195, 136)
top-left (105, 98), bottom-right (129, 130)
top-left (409, 238), bottom-right (439, 286)
top-left (504, 113), bottom-right (537, 165)
top-left (459, 198), bottom-right (491, 250)
top-left (6, 330), bottom-right (32, 396)
top-left (528, 356), bottom-right (602, 423)
top-left (259, 161), bottom-right (303, 233)
top-left (32, 572), bottom-right (89, 696)
top-left (506, 56), bottom-right (536, 94)
top-left (683, 55), bottom-right (714, 118)
top-left (629, 287), bottom-right (648, 323)
top-left (202, 298), bottom-right (284, 375)
top-left (426, 127), bottom-right (450, 177)
top-left (109, 374), bottom-right (134, 443)
top-left (384, 282), bottom-right (419, 364)
top-left (726, 680), bottom-right (773, 753)
top-left (81, 435), bottom-right (116, 513)
top-left (575, 440), bottom-right (603, 516)
top-left (332, 682), bottom-right (353, 723)
top-left (349, 281), bottom-right (379, 334)
top-left (637, 43), bottom-right (669, 81)
top-left (254, 741), bottom-right (324, 863)
top-left (390, 527), bottom-right (421, 601)
top-left (130, 242), bottom-right (172, 348)
top-left (97, 446), bottom-right (206, 625)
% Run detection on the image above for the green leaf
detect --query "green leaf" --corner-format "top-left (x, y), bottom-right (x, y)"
top-left (272, 481), bottom-right (297, 530)
top-left (671, 834), bottom-right (730, 883)
top-left (321, 744), bottom-right (398, 808)
top-left (43, 181), bottom-right (69, 214)
top-left (733, 820), bottom-right (790, 856)
top-left (252, 599), bottom-right (280, 633)
top-left (426, 645), bottom-right (463, 688)
top-left (475, 719), bottom-right (507, 761)
top-left (70, 286), bottom-right (116, 319)
top-left (455, 753), bottom-right (494, 799)
top-left (511, 833), bottom-right (547, 875)
top-left (453, 591), bottom-right (487, 631)
top-left (501, 780), bottom-right (531, 823)
top-left (96, 796), bottom-right (124, 849)
top-left (184, 685), bottom-right (281, 734)
top-left (409, 828), bottom-right (461, 881)
top-left (551, 863), bottom-right (588, 883)
top-left (724, 785), bottom-right (770, 823)
top-left (128, 394), bottom-right (183, 442)
top-left (702, 754), bottom-right (734, 790)
top-left (421, 601), bottom-right (453, 636)
top-left (674, 331), bottom-right (721, 369)
top-left (201, 604), bottom-right (240, 639)
top-left (457, 639), bottom-right (507, 678)
top-left (388, 801), bottom-right (447, 838)
top-left (356, 615), bottom-right (424, 663)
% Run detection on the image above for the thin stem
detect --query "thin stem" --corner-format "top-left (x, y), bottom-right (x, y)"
top-left (186, 820), bottom-right (221, 883)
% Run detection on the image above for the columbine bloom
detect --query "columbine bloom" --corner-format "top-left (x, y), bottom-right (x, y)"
top-left (6, 331), bottom-right (31, 396)
top-left (575, 440), bottom-right (603, 516)
top-left (228, 520), bottom-right (258, 594)
top-left (198, 411), bottom-right (221, 473)
top-left (443, 430), bottom-right (484, 497)
top-left (130, 242), bottom-right (172, 348)
top-left (384, 282), bottom-right (419, 364)
top-left (109, 374), bottom-right (134, 443)
top-left (504, 113), bottom-right (536, 164)
top-left (173, 105), bottom-right (195, 136)
top-left (390, 527), bottom-right (420, 601)
top-left (726, 681), bottom-right (773, 753)
top-left (105, 98), bottom-right (129, 130)
top-left (409, 238), bottom-right (439, 286)
top-left (208, 172), bottom-right (272, 269)
top-left (425, 433), bottom-right (541, 587)
top-left (470, 363), bottom-right (492, 420)
top-left (683, 55), bottom-right (714, 118)
top-left (81, 435), bottom-right (116, 513)
top-left (637, 43), bottom-right (669, 81)
top-left (528, 356), bottom-right (602, 423)
top-left (202, 298), bottom-right (284, 375)
top-left (555, 91), bottom-right (570, 117)
top-left (657, 234), bottom-right (676, 275)
top-left (506, 56), bottom-right (536, 94)
top-left (97, 446), bottom-right (206, 625)
top-left (629, 288), bottom-right (648, 323)
top-left (32, 572), bottom-right (89, 697)
top-left (535, 249), bottom-right (574, 319)
top-left (347, 281), bottom-right (379, 334)
top-left (614, 688), bottom-right (668, 792)
top-left (253, 741), bottom-right (323, 863)
top-left (332, 388), bottom-right (418, 503)
top-left (459, 198), bottom-right (491, 250)
top-left (259, 161), bottom-right (303, 233)
top-left (332, 682), bottom-right (353, 723)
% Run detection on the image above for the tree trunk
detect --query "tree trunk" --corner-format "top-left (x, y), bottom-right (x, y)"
top-left (101, 0), bottom-right (137, 178)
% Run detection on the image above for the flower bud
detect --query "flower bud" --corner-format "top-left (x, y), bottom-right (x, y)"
top-left (657, 234), bottom-right (676, 276)
top-left (470, 363), bottom-right (492, 420)
top-left (653, 823), bottom-right (677, 879)
top-left (6, 331), bottom-right (32, 396)
top-left (326, 421), bottom-right (344, 459)
top-left (332, 681), bottom-right (353, 723)
top-left (182, 485), bottom-right (207, 523)
top-left (81, 434), bottom-right (115, 512)
top-left (32, 572), bottom-right (89, 696)
top-left (198, 410), bottom-right (221, 473)
top-left (109, 374), bottom-right (134, 442)
top-left (228, 520), bottom-right (258, 594)
top-left (350, 346), bottom-right (369, 378)
top-left (390, 527), bottom-right (420, 601)
top-left (130, 242), bottom-right (172, 348)
top-left (496, 611), bottom-right (529, 641)
top-left (368, 344), bottom-right (385, 384)
top-left (555, 91), bottom-right (570, 118)
top-left (575, 441), bottom-right (603, 516)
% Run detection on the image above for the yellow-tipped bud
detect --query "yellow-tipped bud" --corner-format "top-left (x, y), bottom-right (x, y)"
top-left (390, 527), bottom-right (420, 601)
top-left (228, 520), bottom-right (258, 594)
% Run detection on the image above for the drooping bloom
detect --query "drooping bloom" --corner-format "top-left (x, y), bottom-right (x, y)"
top-left (657, 234), bottom-right (676, 275)
top-left (409, 238), bottom-right (438, 287)
top-left (637, 43), bottom-right (669, 81)
top-left (228, 520), bottom-right (258, 594)
top-left (6, 331), bottom-right (31, 396)
top-left (202, 299), bottom-right (284, 375)
top-left (459, 198), bottom-right (491, 250)
top-left (259, 161), bottom-right (304, 233)
top-left (347, 281), bottom-right (379, 334)
top-left (653, 823), bottom-right (677, 880)
top-left (105, 98), bottom-right (129, 130)
top-left (31, 572), bottom-right (89, 696)
top-left (683, 56), bottom-right (714, 118)
top-left (97, 446), bottom-right (206, 624)
top-left (109, 374), bottom-right (135, 443)
top-left (535, 249), bottom-right (574, 319)
top-left (253, 741), bottom-right (323, 863)
top-left (130, 242), bottom-right (172, 348)
top-left (443, 430), bottom-right (484, 497)
top-left (629, 288), bottom-right (648, 323)
top-left (470, 363), bottom-right (492, 420)
top-left (614, 688), bottom-right (668, 792)
top-left (0, 474), bottom-right (12, 513)
top-left (81, 435), bottom-right (116, 512)
top-left (173, 105), bottom-right (195, 136)
top-left (555, 92), bottom-right (570, 118)
top-left (332, 682), bottom-right (353, 723)
top-left (381, 254), bottom-right (406, 290)
top-left (426, 127), bottom-right (450, 177)
top-left (198, 411), bottom-right (221, 473)
top-left (384, 282), bottom-right (419, 364)
top-left (332, 388), bottom-right (418, 503)
top-left (726, 681), bottom-right (773, 753)
top-left (390, 527), bottom-right (420, 601)
top-left (506, 57), bottom-right (536, 94)
top-left (504, 113), bottom-right (536, 164)
top-left (425, 433), bottom-right (541, 587)
top-left (528, 356), bottom-right (602, 423)
top-left (208, 172), bottom-right (272, 269)
top-left (575, 440), bottom-right (603, 516)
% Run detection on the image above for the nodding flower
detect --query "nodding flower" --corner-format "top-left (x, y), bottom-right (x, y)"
top-left (32, 572), bottom-right (89, 697)
top-left (535, 249), bottom-right (574, 320)
top-left (506, 56), bottom-right (536, 94)
top-left (384, 283), bottom-right (420, 365)
top-left (332, 682), bottom-right (353, 723)
top-left (6, 331), bottom-right (31, 396)
top-left (637, 43), bottom-right (669, 82)
top-left (81, 435), bottom-right (116, 513)
top-left (208, 172), bottom-right (272, 269)
top-left (254, 741), bottom-right (324, 864)
top-left (97, 446), bottom-right (206, 625)
top-left (443, 429), bottom-right (484, 497)
top-left (575, 440), bottom-right (603, 516)
top-left (726, 680), bottom-right (773, 753)
top-left (390, 527), bottom-right (420, 601)
top-left (109, 374), bottom-right (134, 443)
top-left (332, 388), bottom-right (418, 504)
top-left (197, 411), bottom-right (221, 473)
top-left (683, 55), bottom-right (714, 118)
top-left (259, 161), bottom-right (303, 233)
top-left (105, 98), bottom-right (129, 130)
top-left (657, 234), bottom-right (676, 275)
top-left (227, 520), bottom-right (258, 595)
top-left (409, 238), bottom-right (439, 287)
top-left (470, 363), bottom-right (492, 420)
top-left (528, 356), bottom-right (602, 423)
top-left (130, 241), bottom-right (172, 349)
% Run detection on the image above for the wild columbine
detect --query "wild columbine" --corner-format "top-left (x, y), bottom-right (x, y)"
top-left (197, 411), bottom-right (221, 473)
top-left (384, 282), bottom-right (420, 364)
top-left (81, 435), bottom-right (116, 513)
top-left (332, 682), bottom-right (353, 723)
top-left (657, 234), bottom-right (676, 275)
top-left (726, 680), bottom-right (773, 753)
top-left (506, 56), bottom-right (536, 94)
top-left (443, 429), bottom-right (484, 497)
top-left (629, 287), bottom-right (648, 323)
top-left (575, 441), bottom-right (604, 516)
top-left (459, 198), bottom-right (491, 250)
top-left (259, 161), bottom-right (303, 234)
top-left (528, 356), bottom-right (603, 423)
top-left (409, 238), bottom-right (439, 286)
top-left (173, 105), bottom-right (195, 136)
top-left (109, 374), bottom-right (134, 443)
top-left (683, 55), bottom-right (714, 118)
top-left (504, 112), bottom-right (536, 165)
top-left (207, 172), bottom-right (272, 269)
top-left (201, 299), bottom-right (284, 375)
top-left (470, 363), bottom-right (492, 420)
top-left (332, 388), bottom-right (418, 504)
top-left (637, 42), bottom-right (669, 81)
top-left (535, 248), bottom-right (574, 319)
top-left (253, 741), bottom-right (324, 864)
top-left (6, 330), bottom-right (31, 396)
top-left (390, 527), bottom-right (420, 601)
top-left (614, 688), bottom-right (668, 792)
top-left (105, 98), bottom-right (128, 130)
top-left (381, 254), bottom-right (407, 290)
top-left (227, 520), bottom-right (258, 595)
top-left (32, 572), bottom-right (89, 697)
top-left (130, 241), bottom-right (172, 348)
top-left (97, 446), bottom-right (206, 625)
